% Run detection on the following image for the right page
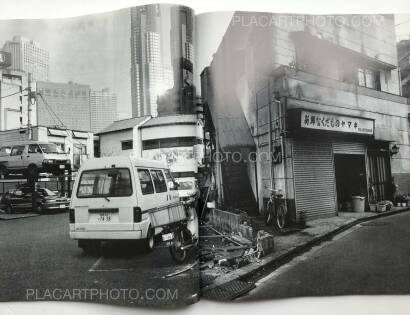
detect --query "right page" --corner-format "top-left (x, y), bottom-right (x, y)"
top-left (197, 11), bottom-right (410, 300)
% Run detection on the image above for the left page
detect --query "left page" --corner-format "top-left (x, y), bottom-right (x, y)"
top-left (0, 4), bottom-right (199, 307)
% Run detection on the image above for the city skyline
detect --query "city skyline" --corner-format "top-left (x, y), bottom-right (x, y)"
top-left (0, 8), bottom-right (131, 118)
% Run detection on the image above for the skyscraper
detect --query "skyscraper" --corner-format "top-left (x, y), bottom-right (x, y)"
top-left (130, 5), bottom-right (163, 117)
top-left (90, 88), bottom-right (118, 133)
top-left (167, 6), bottom-right (195, 115)
top-left (2, 36), bottom-right (49, 81)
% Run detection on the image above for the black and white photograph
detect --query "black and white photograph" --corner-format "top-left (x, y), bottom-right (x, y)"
top-left (1, 0), bottom-right (410, 313)
top-left (0, 4), bottom-right (200, 307)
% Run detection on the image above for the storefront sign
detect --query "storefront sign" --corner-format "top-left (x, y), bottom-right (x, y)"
top-left (142, 146), bottom-right (198, 173)
top-left (300, 110), bottom-right (374, 135)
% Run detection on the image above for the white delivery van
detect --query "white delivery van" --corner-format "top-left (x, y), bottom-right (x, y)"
top-left (69, 156), bottom-right (192, 256)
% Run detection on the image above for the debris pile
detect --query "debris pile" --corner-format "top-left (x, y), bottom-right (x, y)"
top-left (199, 218), bottom-right (275, 281)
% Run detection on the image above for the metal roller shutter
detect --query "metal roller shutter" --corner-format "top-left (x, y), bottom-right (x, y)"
top-left (333, 142), bottom-right (366, 155)
top-left (293, 140), bottom-right (337, 220)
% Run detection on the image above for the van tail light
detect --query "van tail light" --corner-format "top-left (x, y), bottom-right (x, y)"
top-left (133, 207), bottom-right (142, 223)
top-left (69, 208), bottom-right (75, 223)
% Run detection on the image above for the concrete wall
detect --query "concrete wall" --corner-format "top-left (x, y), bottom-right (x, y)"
top-left (99, 129), bottom-right (134, 157)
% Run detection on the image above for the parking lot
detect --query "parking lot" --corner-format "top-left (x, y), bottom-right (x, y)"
top-left (0, 212), bottom-right (199, 307)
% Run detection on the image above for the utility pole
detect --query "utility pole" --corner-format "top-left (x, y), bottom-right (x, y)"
top-left (27, 72), bottom-right (32, 140)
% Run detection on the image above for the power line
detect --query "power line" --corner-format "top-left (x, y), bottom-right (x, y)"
top-left (0, 90), bottom-right (23, 99)
top-left (36, 92), bottom-right (85, 147)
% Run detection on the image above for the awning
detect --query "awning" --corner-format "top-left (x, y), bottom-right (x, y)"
top-left (72, 131), bottom-right (89, 139)
top-left (290, 31), bottom-right (397, 71)
top-left (48, 128), bottom-right (68, 137)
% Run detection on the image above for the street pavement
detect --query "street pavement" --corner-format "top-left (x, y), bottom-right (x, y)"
top-left (0, 212), bottom-right (199, 307)
top-left (239, 211), bottom-right (410, 300)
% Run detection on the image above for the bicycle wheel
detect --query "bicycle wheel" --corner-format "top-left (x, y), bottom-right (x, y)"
top-left (265, 200), bottom-right (274, 225)
top-left (275, 203), bottom-right (287, 230)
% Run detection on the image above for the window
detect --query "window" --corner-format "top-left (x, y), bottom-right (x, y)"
top-left (121, 140), bottom-right (133, 151)
top-left (358, 68), bottom-right (381, 91)
top-left (164, 169), bottom-right (176, 190)
top-left (0, 146), bottom-right (11, 155)
top-left (39, 143), bottom-right (62, 154)
top-left (137, 168), bottom-right (155, 195)
top-left (77, 168), bottom-right (132, 198)
top-left (150, 169), bottom-right (168, 193)
top-left (142, 137), bottom-right (196, 150)
top-left (28, 144), bottom-right (41, 153)
top-left (11, 146), bottom-right (25, 156)
top-left (142, 139), bottom-right (159, 150)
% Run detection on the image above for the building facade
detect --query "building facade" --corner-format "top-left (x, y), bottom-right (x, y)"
top-left (97, 114), bottom-right (203, 179)
top-left (202, 13), bottom-right (410, 222)
top-left (130, 5), bottom-right (195, 118)
top-left (2, 36), bottom-right (49, 81)
top-left (165, 6), bottom-right (195, 116)
top-left (36, 81), bottom-right (91, 132)
top-left (0, 68), bottom-right (34, 131)
top-left (397, 38), bottom-right (410, 97)
top-left (90, 88), bottom-right (117, 133)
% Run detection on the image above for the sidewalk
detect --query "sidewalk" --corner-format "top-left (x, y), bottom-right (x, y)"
top-left (200, 207), bottom-right (410, 300)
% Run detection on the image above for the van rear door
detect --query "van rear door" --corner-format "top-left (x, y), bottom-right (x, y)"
top-left (73, 167), bottom-right (136, 231)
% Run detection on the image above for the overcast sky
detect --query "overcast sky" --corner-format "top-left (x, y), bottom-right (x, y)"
top-left (0, 10), bottom-right (409, 118)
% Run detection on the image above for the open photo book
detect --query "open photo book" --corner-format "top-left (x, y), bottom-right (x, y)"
top-left (1, 3), bottom-right (410, 308)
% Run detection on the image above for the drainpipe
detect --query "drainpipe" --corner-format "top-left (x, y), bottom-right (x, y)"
top-left (398, 68), bottom-right (403, 96)
top-left (268, 78), bottom-right (274, 190)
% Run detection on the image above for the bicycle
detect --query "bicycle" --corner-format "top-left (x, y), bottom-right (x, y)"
top-left (265, 188), bottom-right (287, 230)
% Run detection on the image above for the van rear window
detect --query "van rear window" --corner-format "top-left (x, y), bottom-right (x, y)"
top-left (77, 168), bottom-right (132, 198)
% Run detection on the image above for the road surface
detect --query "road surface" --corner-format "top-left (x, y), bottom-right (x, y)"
top-left (0, 212), bottom-right (198, 307)
top-left (239, 211), bottom-right (410, 300)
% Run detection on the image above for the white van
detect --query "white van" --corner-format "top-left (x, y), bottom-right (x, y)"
top-left (69, 156), bottom-right (185, 254)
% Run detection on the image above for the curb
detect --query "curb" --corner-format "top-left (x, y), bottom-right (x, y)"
top-left (0, 212), bottom-right (40, 221)
top-left (201, 207), bottom-right (410, 299)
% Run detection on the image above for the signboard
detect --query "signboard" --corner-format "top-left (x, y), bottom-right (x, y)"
top-left (0, 51), bottom-right (11, 68)
top-left (300, 110), bottom-right (374, 135)
top-left (142, 146), bottom-right (198, 173)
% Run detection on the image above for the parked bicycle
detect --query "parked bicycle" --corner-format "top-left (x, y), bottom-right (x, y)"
top-left (265, 188), bottom-right (287, 230)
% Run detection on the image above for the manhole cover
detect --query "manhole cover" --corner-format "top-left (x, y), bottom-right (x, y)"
top-left (201, 279), bottom-right (255, 300)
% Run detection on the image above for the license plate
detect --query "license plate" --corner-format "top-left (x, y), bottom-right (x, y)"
top-left (59, 204), bottom-right (65, 208)
top-left (162, 232), bottom-right (174, 242)
top-left (98, 213), bottom-right (111, 222)
top-left (59, 165), bottom-right (65, 169)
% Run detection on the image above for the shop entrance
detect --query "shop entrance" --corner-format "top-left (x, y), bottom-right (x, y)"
top-left (334, 154), bottom-right (367, 211)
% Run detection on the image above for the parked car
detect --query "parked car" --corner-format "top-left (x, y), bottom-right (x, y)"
top-left (35, 188), bottom-right (70, 213)
top-left (0, 184), bottom-right (70, 214)
top-left (175, 177), bottom-right (199, 201)
top-left (0, 188), bottom-right (32, 214)
top-left (0, 141), bottom-right (71, 179)
top-left (69, 156), bottom-right (196, 258)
